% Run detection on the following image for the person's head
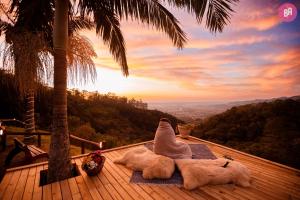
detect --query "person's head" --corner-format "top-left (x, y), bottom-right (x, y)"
top-left (160, 118), bottom-right (171, 124)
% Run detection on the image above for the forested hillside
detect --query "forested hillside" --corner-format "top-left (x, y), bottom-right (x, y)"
top-left (0, 70), bottom-right (181, 147)
top-left (193, 99), bottom-right (300, 169)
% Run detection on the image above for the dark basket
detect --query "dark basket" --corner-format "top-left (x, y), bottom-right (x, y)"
top-left (83, 156), bottom-right (106, 176)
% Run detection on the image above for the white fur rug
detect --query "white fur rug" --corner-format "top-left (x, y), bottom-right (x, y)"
top-left (113, 147), bottom-right (175, 179)
top-left (175, 158), bottom-right (251, 190)
top-left (114, 147), bottom-right (251, 190)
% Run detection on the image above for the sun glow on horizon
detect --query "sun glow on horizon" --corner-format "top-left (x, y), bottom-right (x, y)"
top-left (69, 67), bottom-right (185, 100)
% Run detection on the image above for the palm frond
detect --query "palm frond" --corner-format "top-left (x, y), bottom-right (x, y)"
top-left (8, 0), bottom-right (54, 47)
top-left (206, 0), bottom-right (238, 32)
top-left (104, 0), bottom-right (187, 48)
top-left (68, 16), bottom-right (94, 35)
top-left (163, 0), bottom-right (238, 33)
top-left (94, 7), bottom-right (128, 76)
top-left (77, 1), bottom-right (129, 76)
top-left (163, 0), bottom-right (208, 22)
top-left (123, 0), bottom-right (187, 48)
top-left (0, 20), bottom-right (10, 36)
top-left (1, 31), bottom-right (53, 95)
top-left (67, 34), bottom-right (97, 84)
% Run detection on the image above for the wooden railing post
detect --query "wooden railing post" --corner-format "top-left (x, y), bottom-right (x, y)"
top-left (38, 134), bottom-right (41, 147)
top-left (0, 129), bottom-right (7, 151)
top-left (4, 130), bottom-right (101, 154)
top-left (81, 142), bottom-right (85, 154)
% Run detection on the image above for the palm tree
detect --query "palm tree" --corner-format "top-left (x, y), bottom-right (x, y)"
top-left (0, 0), bottom-right (53, 141)
top-left (0, 1), bottom-right (96, 144)
top-left (49, 0), bottom-right (238, 182)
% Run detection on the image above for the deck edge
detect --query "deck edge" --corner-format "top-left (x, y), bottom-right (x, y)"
top-left (6, 137), bottom-right (300, 173)
top-left (186, 136), bottom-right (300, 173)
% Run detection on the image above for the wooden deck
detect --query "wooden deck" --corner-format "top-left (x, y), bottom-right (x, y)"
top-left (1, 136), bottom-right (300, 200)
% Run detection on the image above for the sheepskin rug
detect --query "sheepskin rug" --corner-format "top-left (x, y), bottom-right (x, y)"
top-left (175, 158), bottom-right (251, 190)
top-left (114, 147), bottom-right (175, 179)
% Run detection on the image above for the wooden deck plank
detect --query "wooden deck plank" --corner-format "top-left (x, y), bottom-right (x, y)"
top-left (104, 153), bottom-right (154, 200)
top-left (103, 159), bottom-right (145, 200)
top-left (0, 172), bottom-right (13, 199)
top-left (73, 160), bottom-right (93, 200)
top-left (195, 189), bottom-right (222, 200)
top-left (86, 173), bottom-right (114, 200)
top-left (32, 165), bottom-right (43, 200)
top-left (96, 172), bottom-right (123, 200)
top-left (67, 177), bottom-right (82, 199)
top-left (59, 179), bottom-right (72, 200)
top-left (22, 167), bottom-right (37, 200)
top-left (2, 170), bottom-right (22, 200)
top-left (211, 154), bottom-right (300, 195)
top-left (74, 174), bottom-right (93, 200)
top-left (12, 168), bottom-right (30, 200)
top-left (42, 165), bottom-right (52, 200)
top-left (105, 151), bottom-right (166, 200)
top-left (51, 181), bottom-right (62, 200)
top-left (101, 164), bottom-right (134, 200)
top-left (180, 188), bottom-right (213, 200)
top-left (98, 153), bottom-right (137, 199)
top-left (74, 158), bottom-right (103, 200)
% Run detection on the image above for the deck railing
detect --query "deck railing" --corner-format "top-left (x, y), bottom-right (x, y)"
top-left (0, 119), bottom-right (103, 154)
top-left (2, 131), bottom-right (103, 153)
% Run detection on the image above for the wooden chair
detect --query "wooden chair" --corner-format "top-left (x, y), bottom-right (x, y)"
top-left (5, 138), bottom-right (49, 166)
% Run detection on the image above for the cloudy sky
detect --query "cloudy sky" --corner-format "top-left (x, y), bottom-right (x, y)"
top-left (4, 0), bottom-right (299, 103)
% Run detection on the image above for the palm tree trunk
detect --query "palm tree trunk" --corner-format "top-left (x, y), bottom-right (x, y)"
top-left (23, 89), bottom-right (36, 143)
top-left (47, 0), bottom-right (72, 183)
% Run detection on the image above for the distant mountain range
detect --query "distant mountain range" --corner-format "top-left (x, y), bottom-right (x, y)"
top-left (148, 95), bottom-right (300, 122)
top-left (228, 95), bottom-right (300, 106)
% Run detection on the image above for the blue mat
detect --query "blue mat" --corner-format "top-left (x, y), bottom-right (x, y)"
top-left (129, 143), bottom-right (217, 185)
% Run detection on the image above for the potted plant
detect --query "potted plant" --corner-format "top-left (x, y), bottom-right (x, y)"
top-left (177, 124), bottom-right (195, 139)
top-left (82, 150), bottom-right (105, 176)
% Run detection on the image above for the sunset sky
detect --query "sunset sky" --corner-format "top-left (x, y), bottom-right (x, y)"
top-left (76, 0), bottom-right (300, 102)
top-left (2, 0), bottom-right (300, 103)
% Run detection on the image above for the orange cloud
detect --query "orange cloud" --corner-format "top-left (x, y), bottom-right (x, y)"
top-left (230, 1), bottom-right (281, 31)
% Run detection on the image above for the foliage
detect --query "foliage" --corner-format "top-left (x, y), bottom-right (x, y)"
top-left (192, 99), bottom-right (300, 169)
top-left (0, 70), bottom-right (182, 148)
top-left (74, 123), bottom-right (96, 140)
